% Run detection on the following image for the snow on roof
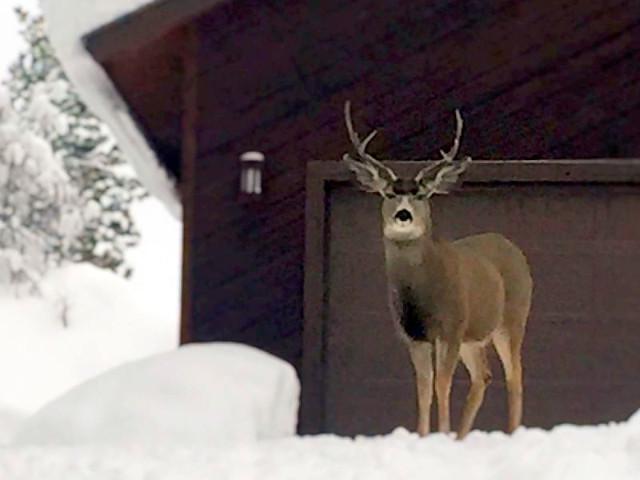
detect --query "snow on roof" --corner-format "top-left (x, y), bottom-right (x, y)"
top-left (39, 0), bottom-right (182, 219)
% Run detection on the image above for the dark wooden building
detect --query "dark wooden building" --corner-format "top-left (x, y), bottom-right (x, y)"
top-left (84, 0), bottom-right (640, 435)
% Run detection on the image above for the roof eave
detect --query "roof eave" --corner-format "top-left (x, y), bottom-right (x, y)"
top-left (82, 0), bottom-right (229, 62)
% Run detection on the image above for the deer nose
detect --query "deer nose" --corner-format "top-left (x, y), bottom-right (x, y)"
top-left (395, 209), bottom-right (412, 222)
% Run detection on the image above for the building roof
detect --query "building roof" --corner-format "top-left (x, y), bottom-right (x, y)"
top-left (40, 0), bottom-right (215, 219)
top-left (84, 0), bottom-right (227, 62)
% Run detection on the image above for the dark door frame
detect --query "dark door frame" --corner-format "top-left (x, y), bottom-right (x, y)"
top-left (300, 158), bottom-right (640, 434)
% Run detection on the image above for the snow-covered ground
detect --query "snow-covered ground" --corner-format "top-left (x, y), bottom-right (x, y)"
top-left (1, 417), bottom-right (640, 479)
top-left (0, 197), bottom-right (181, 439)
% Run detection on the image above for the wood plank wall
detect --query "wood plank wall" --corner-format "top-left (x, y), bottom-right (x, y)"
top-left (185, 0), bottom-right (640, 369)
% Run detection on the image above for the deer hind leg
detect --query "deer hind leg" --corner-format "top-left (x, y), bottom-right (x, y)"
top-left (408, 341), bottom-right (434, 436)
top-left (434, 337), bottom-right (461, 434)
top-left (457, 342), bottom-right (491, 440)
top-left (492, 328), bottom-right (523, 433)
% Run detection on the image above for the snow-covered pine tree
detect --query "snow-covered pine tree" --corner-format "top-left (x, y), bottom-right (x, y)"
top-left (0, 85), bottom-right (80, 294)
top-left (6, 8), bottom-right (146, 279)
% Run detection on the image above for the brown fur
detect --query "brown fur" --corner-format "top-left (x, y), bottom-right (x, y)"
top-left (385, 230), bottom-right (532, 439)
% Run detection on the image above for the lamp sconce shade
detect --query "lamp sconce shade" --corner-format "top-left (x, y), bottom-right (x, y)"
top-left (239, 151), bottom-right (265, 196)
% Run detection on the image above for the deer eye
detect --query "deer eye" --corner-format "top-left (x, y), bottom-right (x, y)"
top-left (385, 192), bottom-right (397, 199)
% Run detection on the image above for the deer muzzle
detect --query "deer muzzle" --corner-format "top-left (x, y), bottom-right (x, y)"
top-left (394, 209), bottom-right (413, 223)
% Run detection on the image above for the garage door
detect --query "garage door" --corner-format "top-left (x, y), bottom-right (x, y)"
top-left (303, 160), bottom-right (640, 435)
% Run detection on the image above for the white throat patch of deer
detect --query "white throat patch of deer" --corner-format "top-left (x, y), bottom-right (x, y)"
top-left (342, 101), bottom-right (533, 440)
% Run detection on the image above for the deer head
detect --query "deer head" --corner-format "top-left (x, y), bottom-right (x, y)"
top-left (342, 101), bottom-right (471, 243)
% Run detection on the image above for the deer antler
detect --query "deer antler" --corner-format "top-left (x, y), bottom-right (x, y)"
top-left (440, 109), bottom-right (463, 162)
top-left (416, 109), bottom-right (470, 184)
top-left (343, 101), bottom-right (397, 182)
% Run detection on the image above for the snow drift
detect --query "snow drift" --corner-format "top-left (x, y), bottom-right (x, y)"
top-left (14, 343), bottom-right (300, 446)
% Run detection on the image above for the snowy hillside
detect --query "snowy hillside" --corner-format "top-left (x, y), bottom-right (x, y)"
top-left (0, 198), bottom-right (181, 436)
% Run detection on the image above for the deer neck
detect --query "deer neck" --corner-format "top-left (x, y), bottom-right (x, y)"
top-left (383, 235), bottom-right (440, 287)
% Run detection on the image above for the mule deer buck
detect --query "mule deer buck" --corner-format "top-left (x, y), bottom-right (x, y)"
top-left (342, 102), bottom-right (532, 440)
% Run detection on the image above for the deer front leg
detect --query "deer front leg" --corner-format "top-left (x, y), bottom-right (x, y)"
top-left (408, 341), bottom-right (434, 436)
top-left (434, 336), bottom-right (461, 434)
top-left (457, 342), bottom-right (491, 439)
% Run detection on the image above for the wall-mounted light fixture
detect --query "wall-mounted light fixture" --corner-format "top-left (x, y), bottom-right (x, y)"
top-left (239, 151), bottom-right (265, 196)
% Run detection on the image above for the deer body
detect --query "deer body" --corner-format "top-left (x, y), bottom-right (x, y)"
top-left (386, 234), bottom-right (515, 345)
top-left (343, 102), bottom-right (532, 439)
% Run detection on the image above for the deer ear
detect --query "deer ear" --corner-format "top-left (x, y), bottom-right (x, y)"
top-left (343, 154), bottom-right (391, 194)
top-left (422, 156), bottom-right (471, 196)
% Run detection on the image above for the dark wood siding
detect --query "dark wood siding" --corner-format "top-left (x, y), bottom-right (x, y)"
top-left (185, 0), bottom-right (640, 376)
top-left (192, 0), bottom-right (640, 158)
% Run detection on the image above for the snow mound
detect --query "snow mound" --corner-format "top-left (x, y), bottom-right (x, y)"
top-left (0, 263), bottom-right (177, 415)
top-left (628, 408), bottom-right (640, 427)
top-left (14, 343), bottom-right (300, 446)
top-left (0, 198), bottom-right (180, 415)
top-left (0, 408), bottom-right (28, 446)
